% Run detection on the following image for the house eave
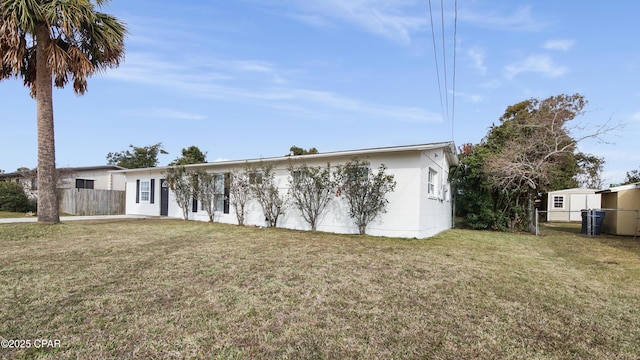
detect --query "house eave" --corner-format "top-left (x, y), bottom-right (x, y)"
top-left (112, 141), bottom-right (459, 175)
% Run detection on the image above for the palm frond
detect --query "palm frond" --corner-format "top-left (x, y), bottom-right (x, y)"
top-left (1, 0), bottom-right (126, 94)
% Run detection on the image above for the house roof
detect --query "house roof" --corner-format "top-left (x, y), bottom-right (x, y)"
top-left (112, 141), bottom-right (458, 175)
top-left (547, 188), bottom-right (602, 195)
top-left (0, 165), bottom-right (125, 178)
top-left (596, 182), bottom-right (640, 194)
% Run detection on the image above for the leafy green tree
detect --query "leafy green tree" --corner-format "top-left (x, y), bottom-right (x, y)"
top-left (624, 168), bottom-right (640, 184)
top-left (287, 146), bottom-right (319, 156)
top-left (575, 153), bottom-right (605, 189)
top-left (452, 94), bottom-right (612, 231)
top-left (334, 158), bottom-right (396, 235)
top-left (1, 0), bottom-right (126, 223)
top-left (449, 144), bottom-right (508, 231)
top-left (163, 166), bottom-right (195, 220)
top-left (169, 146), bottom-right (207, 166)
top-left (288, 163), bottom-right (335, 231)
top-left (107, 143), bottom-right (168, 169)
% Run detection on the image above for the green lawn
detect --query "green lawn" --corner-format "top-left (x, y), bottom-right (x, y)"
top-left (0, 219), bottom-right (638, 359)
top-left (0, 211), bottom-right (29, 219)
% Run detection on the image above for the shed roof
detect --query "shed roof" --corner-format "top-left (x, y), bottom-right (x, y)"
top-left (547, 188), bottom-right (601, 195)
top-left (596, 182), bottom-right (640, 194)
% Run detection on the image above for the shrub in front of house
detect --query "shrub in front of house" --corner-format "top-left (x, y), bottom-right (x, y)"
top-left (0, 182), bottom-right (37, 212)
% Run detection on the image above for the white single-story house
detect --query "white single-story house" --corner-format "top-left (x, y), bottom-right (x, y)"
top-left (114, 142), bottom-right (459, 238)
top-left (545, 188), bottom-right (601, 222)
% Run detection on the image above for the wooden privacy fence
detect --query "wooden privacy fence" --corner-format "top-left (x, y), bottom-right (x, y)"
top-left (58, 188), bottom-right (126, 216)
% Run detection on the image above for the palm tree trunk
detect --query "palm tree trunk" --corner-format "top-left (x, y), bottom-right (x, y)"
top-left (35, 23), bottom-right (59, 224)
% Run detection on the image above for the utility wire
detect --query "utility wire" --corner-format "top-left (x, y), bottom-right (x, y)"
top-left (428, 0), bottom-right (446, 126)
top-left (440, 0), bottom-right (450, 125)
top-left (451, 0), bottom-right (458, 142)
top-left (428, 0), bottom-right (458, 142)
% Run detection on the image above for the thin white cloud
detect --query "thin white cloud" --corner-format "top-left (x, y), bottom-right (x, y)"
top-left (458, 5), bottom-right (546, 32)
top-left (269, 0), bottom-right (427, 45)
top-left (543, 39), bottom-right (575, 51)
top-left (106, 52), bottom-right (440, 124)
top-left (467, 46), bottom-right (487, 75)
top-left (631, 112), bottom-right (640, 122)
top-left (128, 108), bottom-right (207, 121)
top-left (456, 92), bottom-right (485, 103)
top-left (505, 55), bottom-right (568, 79)
top-left (477, 79), bottom-right (501, 89)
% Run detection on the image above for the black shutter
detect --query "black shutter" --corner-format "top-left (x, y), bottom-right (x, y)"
top-left (224, 173), bottom-right (230, 214)
top-left (192, 197), bottom-right (198, 212)
top-left (136, 180), bottom-right (140, 203)
top-left (150, 179), bottom-right (155, 204)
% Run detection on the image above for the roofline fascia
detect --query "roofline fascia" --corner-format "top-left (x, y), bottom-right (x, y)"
top-left (111, 142), bottom-right (458, 174)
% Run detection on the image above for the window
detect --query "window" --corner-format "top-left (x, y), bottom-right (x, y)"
top-left (346, 165), bottom-right (369, 182)
top-left (428, 168), bottom-right (438, 196)
top-left (292, 170), bottom-right (302, 185)
top-left (140, 181), bottom-right (150, 202)
top-left (249, 172), bottom-right (263, 184)
top-left (292, 169), bottom-right (313, 186)
top-left (553, 196), bottom-right (564, 209)
top-left (214, 173), bottom-right (225, 211)
top-left (75, 179), bottom-right (95, 189)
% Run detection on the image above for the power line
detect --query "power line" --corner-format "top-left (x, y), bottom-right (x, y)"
top-left (428, 0), bottom-right (446, 126)
top-left (452, 0), bottom-right (458, 142)
top-left (440, 0), bottom-right (450, 125)
top-left (427, 0), bottom-right (458, 143)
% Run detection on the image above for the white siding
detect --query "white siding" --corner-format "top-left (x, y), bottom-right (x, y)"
top-left (546, 189), bottom-right (601, 222)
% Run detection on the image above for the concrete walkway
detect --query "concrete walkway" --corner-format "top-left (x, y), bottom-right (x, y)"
top-left (0, 214), bottom-right (149, 224)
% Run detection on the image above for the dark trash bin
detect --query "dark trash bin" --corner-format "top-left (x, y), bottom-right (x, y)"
top-left (581, 210), bottom-right (605, 235)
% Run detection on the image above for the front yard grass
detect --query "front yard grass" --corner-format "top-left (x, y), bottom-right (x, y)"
top-left (0, 219), bottom-right (638, 359)
top-left (0, 211), bottom-right (29, 219)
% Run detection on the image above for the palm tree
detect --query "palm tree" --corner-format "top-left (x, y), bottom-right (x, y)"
top-left (1, 0), bottom-right (126, 223)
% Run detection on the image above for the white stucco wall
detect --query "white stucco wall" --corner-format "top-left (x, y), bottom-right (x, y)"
top-left (121, 144), bottom-right (456, 238)
top-left (419, 148), bottom-right (453, 238)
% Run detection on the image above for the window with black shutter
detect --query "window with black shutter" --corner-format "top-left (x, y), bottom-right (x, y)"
top-left (150, 179), bottom-right (155, 204)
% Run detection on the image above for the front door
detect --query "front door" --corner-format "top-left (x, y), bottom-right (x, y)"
top-left (160, 179), bottom-right (169, 216)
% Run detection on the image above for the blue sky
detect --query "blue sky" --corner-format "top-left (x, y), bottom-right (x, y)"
top-left (1, 0), bottom-right (638, 186)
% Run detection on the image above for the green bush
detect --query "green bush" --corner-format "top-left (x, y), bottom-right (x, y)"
top-left (0, 182), bottom-right (36, 212)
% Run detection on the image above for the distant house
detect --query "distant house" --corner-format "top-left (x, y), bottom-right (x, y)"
top-left (0, 165), bottom-right (127, 215)
top-left (0, 165), bottom-right (126, 197)
top-left (544, 188), bottom-right (601, 222)
top-left (114, 142), bottom-right (459, 238)
top-left (596, 182), bottom-right (640, 236)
